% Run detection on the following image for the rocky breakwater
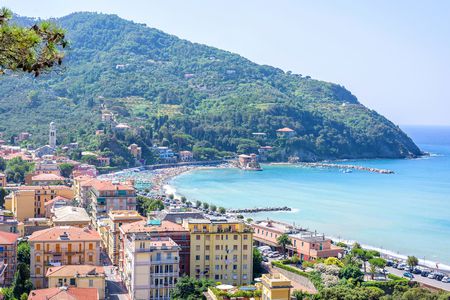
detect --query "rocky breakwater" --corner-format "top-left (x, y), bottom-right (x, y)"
top-left (302, 162), bottom-right (394, 174)
top-left (228, 206), bottom-right (292, 213)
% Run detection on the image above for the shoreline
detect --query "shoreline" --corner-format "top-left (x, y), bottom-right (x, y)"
top-left (103, 156), bottom-right (450, 270)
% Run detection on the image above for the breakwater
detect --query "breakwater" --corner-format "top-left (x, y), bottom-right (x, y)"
top-left (301, 162), bottom-right (394, 174)
top-left (228, 206), bottom-right (292, 213)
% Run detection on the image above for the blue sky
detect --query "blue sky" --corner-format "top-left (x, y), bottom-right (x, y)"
top-left (4, 0), bottom-right (450, 125)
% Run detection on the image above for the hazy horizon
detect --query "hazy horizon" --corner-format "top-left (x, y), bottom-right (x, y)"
top-left (4, 0), bottom-right (450, 126)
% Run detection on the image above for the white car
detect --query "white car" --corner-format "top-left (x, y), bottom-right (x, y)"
top-left (442, 276), bottom-right (450, 283)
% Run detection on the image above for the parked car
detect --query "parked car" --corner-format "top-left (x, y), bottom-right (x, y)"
top-left (262, 257), bottom-right (269, 262)
top-left (428, 273), bottom-right (437, 279)
top-left (386, 260), bottom-right (394, 267)
top-left (441, 276), bottom-right (450, 283)
top-left (392, 262), bottom-right (398, 269)
top-left (421, 270), bottom-right (431, 277)
top-left (397, 263), bottom-right (407, 270)
top-left (403, 272), bottom-right (414, 279)
top-left (434, 273), bottom-right (445, 281)
top-left (412, 267), bottom-right (422, 274)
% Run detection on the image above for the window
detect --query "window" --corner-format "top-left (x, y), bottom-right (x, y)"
top-left (88, 255), bottom-right (93, 262)
top-left (36, 267), bottom-right (41, 275)
top-left (156, 253), bottom-right (161, 261)
top-left (234, 235), bottom-right (238, 240)
top-left (243, 264), bottom-right (248, 270)
top-left (233, 245), bottom-right (238, 251)
top-left (195, 245), bottom-right (200, 251)
top-left (36, 244), bottom-right (41, 251)
top-left (205, 255), bottom-right (210, 261)
top-left (205, 245), bottom-right (210, 251)
top-left (70, 278), bottom-right (76, 285)
top-left (195, 255), bottom-right (200, 261)
top-left (215, 255), bottom-right (220, 261)
top-left (215, 265), bottom-right (220, 270)
top-left (36, 256), bottom-right (40, 262)
top-left (205, 235), bottom-right (210, 241)
top-left (243, 245), bottom-right (248, 250)
top-left (233, 265), bottom-right (238, 270)
top-left (243, 235), bottom-right (248, 240)
top-left (215, 235), bottom-right (220, 240)
top-left (55, 244), bottom-right (60, 252)
top-left (215, 245), bottom-right (220, 251)
top-left (89, 279), bottom-right (93, 287)
top-left (215, 275), bottom-right (220, 280)
top-left (58, 279), bottom-right (63, 286)
top-left (196, 235), bottom-right (201, 240)
top-left (243, 255), bottom-right (248, 260)
top-left (89, 243), bottom-right (93, 250)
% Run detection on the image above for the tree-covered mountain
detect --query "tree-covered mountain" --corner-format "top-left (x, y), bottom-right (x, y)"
top-left (0, 12), bottom-right (421, 164)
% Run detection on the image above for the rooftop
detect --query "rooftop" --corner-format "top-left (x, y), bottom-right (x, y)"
top-left (29, 226), bottom-right (101, 242)
top-left (28, 287), bottom-right (98, 300)
top-left (53, 206), bottom-right (90, 223)
top-left (32, 173), bottom-right (66, 181)
top-left (17, 185), bottom-right (72, 191)
top-left (108, 210), bottom-right (142, 221)
top-left (120, 219), bottom-right (187, 234)
top-left (276, 127), bottom-right (295, 132)
top-left (46, 265), bottom-right (105, 278)
top-left (289, 232), bottom-right (329, 242)
top-left (0, 231), bottom-right (19, 244)
top-left (253, 220), bottom-right (297, 234)
top-left (91, 180), bottom-right (134, 192)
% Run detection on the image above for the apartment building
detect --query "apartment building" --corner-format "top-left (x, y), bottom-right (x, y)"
top-left (0, 231), bottom-right (19, 286)
top-left (89, 181), bottom-right (136, 220)
top-left (29, 226), bottom-right (102, 288)
top-left (0, 210), bottom-right (20, 234)
top-left (182, 217), bottom-right (253, 286)
top-left (11, 186), bottom-right (74, 221)
top-left (46, 265), bottom-right (105, 299)
top-left (123, 235), bottom-right (180, 300)
top-left (120, 219), bottom-right (191, 276)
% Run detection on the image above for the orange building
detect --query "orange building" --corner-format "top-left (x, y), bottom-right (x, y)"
top-left (89, 181), bottom-right (136, 219)
top-left (28, 287), bottom-right (99, 300)
top-left (0, 231), bottom-right (19, 286)
top-left (29, 226), bottom-right (102, 288)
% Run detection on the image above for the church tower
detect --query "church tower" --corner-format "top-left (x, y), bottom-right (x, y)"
top-left (49, 122), bottom-right (56, 148)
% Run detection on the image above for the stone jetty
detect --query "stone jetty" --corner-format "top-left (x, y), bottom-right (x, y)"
top-left (228, 206), bottom-right (291, 213)
top-left (301, 162), bottom-right (394, 174)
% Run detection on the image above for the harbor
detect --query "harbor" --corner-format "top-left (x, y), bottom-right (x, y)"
top-left (300, 162), bottom-right (395, 174)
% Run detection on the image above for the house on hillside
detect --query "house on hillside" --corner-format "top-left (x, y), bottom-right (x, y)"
top-left (276, 127), bottom-right (296, 138)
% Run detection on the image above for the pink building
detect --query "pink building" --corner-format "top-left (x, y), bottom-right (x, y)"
top-left (73, 164), bottom-right (98, 178)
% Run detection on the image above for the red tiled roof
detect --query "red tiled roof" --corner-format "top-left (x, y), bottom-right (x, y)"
top-left (28, 287), bottom-right (98, 300)
top-left (120, 220), bottom-right (187, 234)
top-left (29, 226), bottom-right (101, 242)
top-left (32, 173), bottom-right (65, 181)
top-left (17, 185), bottom-right (72, 191)
top-left (0, 231), bottom-right (19, 244)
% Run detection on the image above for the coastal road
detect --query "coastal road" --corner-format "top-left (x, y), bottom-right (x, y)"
top-left (385, 267), bottom-right (450, 292)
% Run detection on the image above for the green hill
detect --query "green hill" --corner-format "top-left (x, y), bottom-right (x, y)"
top-left (0, 12), bottom-right (421, 165)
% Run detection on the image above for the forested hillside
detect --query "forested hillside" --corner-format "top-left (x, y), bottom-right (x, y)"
top-left (0, 12), bottom-right (421, 164)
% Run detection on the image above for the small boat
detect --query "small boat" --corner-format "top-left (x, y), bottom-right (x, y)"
top-left (343, 169), bottom-right (352, 173)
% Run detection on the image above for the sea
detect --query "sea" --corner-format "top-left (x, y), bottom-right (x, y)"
top-left (170, 126), bottom-right (450, 267)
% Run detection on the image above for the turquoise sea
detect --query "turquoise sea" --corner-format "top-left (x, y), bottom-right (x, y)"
top-left (171, 126), bottom-right (450, 265)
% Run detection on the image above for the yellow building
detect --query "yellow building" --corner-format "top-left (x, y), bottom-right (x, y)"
top-left (46, 265), bottom-right (106, 299)
top-left (182, 217), bottom-right (253, 286)
top-left (11, 186), bottom-right (74, 221)
top-left (102, 210), bottom-right (142, 265)
top-left (261, 273), bottom-right (292, 300)
top-left (4, 194), bottom-right (12, 211)
top-left (29, 226), bottom-right (102, 288)
top-left (123, 235), bottom-right (180, 300)
top-left (72, 176), bottom-right (96, 207)
top-left (0, 172), bottom-right (6, 187)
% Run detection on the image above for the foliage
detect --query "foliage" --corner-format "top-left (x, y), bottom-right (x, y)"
top-left (209, 204), bottom-right (217, 212)
top-left (17, 241), bottom-right (30, 264)
top-left (59, 162), bottom-right (74, 177)
top-left (218, 207), bottom-right (226, 214)
top-left (324, 257), bottom-right (344, 268)
top-left (12, 263), bottom-right (32, 299)
top-left (0, 287), bottom-right (16, 300)
top-left (406, 256), bottom-right (418, 269)
top-left (202, 202), bottom-right (209, 210)
top-left (369, 257), bottom-right (386, 279)
top-left (276, 233), bottom-right (292, 256)
top-left (395, 288), bottom-right (450, 300)
top-left (320, 285), bottom-right (385, 300)
top-left (292, 290), bottom-right (315, 300)
top-left (171, 276), bottom-right (214, 300)
top-left (253, 248), bottom-right (264, 278)
top-left (0, 7), bottom-right (67, 76)
top-left (211, 287), bottom-right (262, 299)
top-left (339, 265), bottom-right (363, 282)
top-left (5, 157), bottom-right (34, 183)
top-left (0, 188), bottom-right (6, 208)
top-left (0, 13), bottom-right (422, 162)
top-left (136, 195), bottom-right (164, 215)
top-left (271, 260), bottom-right (311, 278)
top-left (335, 242), bottom-right (347, 248)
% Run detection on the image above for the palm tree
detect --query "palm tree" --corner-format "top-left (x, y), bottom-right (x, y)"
top-left (277, 234), bottom-right (292, 257)
top-left (406, 256), bottom-right (419, 270)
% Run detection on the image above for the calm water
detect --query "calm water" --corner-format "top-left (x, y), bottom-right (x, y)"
top-left (171, 126), bottom-right (450, 264)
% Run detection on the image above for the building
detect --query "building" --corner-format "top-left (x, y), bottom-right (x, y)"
top-left (102, 210), bottom-right (142, 266)
top-left (0, 231), bottom-right (19, 286)
top-left (120, 219), bottom-right (190, 276)
top-left (101, 111), bottom-right (113, 123)
top-left (96, 156), bottom-right (110, 167)
top-left (0, 210), bottom-right (21, 235)
top-left (72, 176), bottom-right (96, 206)
top-left (128, 144), bottom-right (142, 160)
top-left (154, 208), bottom-right (204, 224)
top-left (289, 232), bottom-right (344, 261)
top-left (31, 173), bottom-right (66, 186)
top-left (44, 196), bottom-right (72, 218)
top-left (153, 147), bottom-right (176, 163)
top-left (18, 132), bottom-right (31, 142)
top-left (33, 156), bottom-right (61, 176)
top-left (52, 207), bottom-right (91, 227)
top-left (72, 164), bottom-right (98, 178)
top-left (252, 220), bottom-right (343, 261)
top-left (276, 127), bottom-right (295, 138)
top-left (29, 226), bottom-right (102, 288)
top-left (115, 123), bottom-right (131, 132)
top-left (46, 265), bottom-right (105, 299)
top-left (89, 181), bottom-right (136, 220)
top-left (258, 146), bottom-right (273, 161)
top-left (260, 273), bottom-right (292, 300)
top-left (0, 173), bottom-right (6, 188)
top-left (23, 218), bottom-right (52, 236)
top-left (178, 151), bottom-right (193, 162)
top-left (122, 235), bottom-right (180, 300)
top-left (28, 287), bottom-right (99, 300)
top-left (237, 154), bottom-right (261, 170)
top-left (49, 122), bottom-right (57, 149)
top-left (11, 186), bottom-right (74, 222)
top-left (182, 217), bottom-right (253, 286)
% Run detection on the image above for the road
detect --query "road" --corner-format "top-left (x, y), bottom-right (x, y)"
top-left (385, 267), bottom-right (450, 292)
top-left (101, 251), bottom-right (130, 300)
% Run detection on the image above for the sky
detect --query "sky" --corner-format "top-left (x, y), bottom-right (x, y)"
top-left (3, 0), bottom-right (450, 125)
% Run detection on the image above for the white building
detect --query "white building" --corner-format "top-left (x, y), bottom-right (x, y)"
top-left (49, 122), bottom-right (56, 148)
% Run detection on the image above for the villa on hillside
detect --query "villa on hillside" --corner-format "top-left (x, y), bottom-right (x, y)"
top-left (276, 127), bottom-right (296, 138)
